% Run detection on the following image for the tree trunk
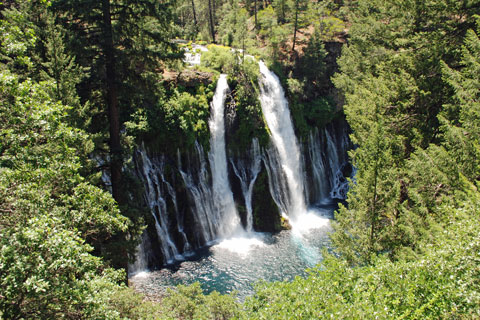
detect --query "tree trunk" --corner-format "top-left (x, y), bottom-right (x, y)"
top-left (101, 2), bottom-right (121, 201)
top-left (208, 0), bottom-right (216, 43)
top-left (292, 0), bottom-right (299, 52)
top-left (102, 0), bottom-right (122, 205)
top-left (254, 0), bottom-right (258, 29)
top-left (102, 0), bottom-right (128, 281)
top-left (212, 0), bottom-right (216, 26)
top-left (191, 0), bottom-right (198, 33)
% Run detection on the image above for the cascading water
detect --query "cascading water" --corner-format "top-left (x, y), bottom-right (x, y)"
top-left (308, 129), bottom-right (329, 201)
top-left (178, 143), bottom-right (218, 245)
top-left (208, 74), bottom-right (242, 237)
top-left (178, 74), bottom-right (242, 247)
top-left (130, 59), bottom-right (353, 297)
top-left (160, 169), bottom-right (191, 253)
top-left (230, 138), bottom-right (262, 232)
top-left (258, 61), bottom-right (307, 219)
top-left (135, 146), bottom-right (182, 264)
top-left (128, 233), bottom-right (149, 276)
top-left (325, 128), bottom-right (349, 199)
top-left (262, 145), bottom-right (290, 215)
top-left (306, 126), bottom-right (351, 203)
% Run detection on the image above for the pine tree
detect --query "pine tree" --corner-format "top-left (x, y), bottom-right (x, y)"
top-left (442, 21), bottom-right (480, 183)
top-left (332, 0), bottom-right (480, 264)
top-left (291, 0), bottom-right (308, 53)
top-left (38, 12), bottom-right (87, 129)
top-left (332, 74), bottom-right (402, 264)
top-left (47, 0), bottom-right (179, 272)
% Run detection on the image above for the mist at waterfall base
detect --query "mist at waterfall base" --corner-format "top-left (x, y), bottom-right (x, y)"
top-left (129, 64), bottom-right (351, 300)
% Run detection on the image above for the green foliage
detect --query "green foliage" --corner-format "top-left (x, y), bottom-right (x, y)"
top-left (0, 216), bottom-right (128, 320)
top-left (243, 207), bottom-right (480, 319)
top-left (0, 70), bottom-right (133, 318)
top-left (164, 86), bottom-right (212, 148)
top-left (257, 6), bottom-right (290, 59)
top-left (298, 28), bottom-right (327, 93)
top-left (160, 283), bottom-right (240, 320)
top-left (226, 57), bottom-right (270, 152)
top-left (0, 70), bottom-right (128, 240)
top-left (37, 10), bottom-right (88, 128)
top-left (0, 3), bottom-right (37, 75)
top-left (217, 2), bottom-right (253, 50)
top-left (272, 0), bottom-right (290, 24)
top-left (441, 22), bottom-right (480, 183)
top-left (257, 6), bottom-right (279, 37)
top-left (201, 44), bottom-right (236, 73)
top-left (199, 45), bottom-right (268, 152)
top-left (3, 1), bottom-right (480, 319)
top-left (332, 0), bottom-right (480, 264)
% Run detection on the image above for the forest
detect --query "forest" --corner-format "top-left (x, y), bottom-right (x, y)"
top-left (1, 0), bottom-right (479, 319)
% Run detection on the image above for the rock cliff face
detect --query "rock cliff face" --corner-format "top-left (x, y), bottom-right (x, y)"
top-left (128, 41), bottom-right (352, 273)
top-left (163, 69), bottom-right (214, 87)
top-left (132, 115), bottom-right (351, 273)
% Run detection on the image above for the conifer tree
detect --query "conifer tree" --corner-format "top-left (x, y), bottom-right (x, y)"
top-left (442, 22), bottom-right (480, 183)
top-left (332, 0), bottom-right (480, 264)
top-left (47, 0), bottom-right (179, 272)
top-left (38, 12), bottom-right (87, 129)
top-left (291, 0), bottom-right (308, 53)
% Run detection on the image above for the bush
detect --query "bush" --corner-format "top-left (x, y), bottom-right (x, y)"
top-left (201, 45), bottom-right (235, 73)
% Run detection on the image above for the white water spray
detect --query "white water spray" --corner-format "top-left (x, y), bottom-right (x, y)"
top-left (258, 61), bottom-right (307, 219)
top-left (136, 146), bottom-right (182, 264)
top-left (208, 74), bottom-right (242, 237)
top-left (178, 143), bottom-right (218, 245)
top-left (230, 138), bottom-right (262, 232)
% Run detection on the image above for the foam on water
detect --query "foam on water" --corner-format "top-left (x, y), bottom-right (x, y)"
top-left (290, 208), bottom-right (331, 235)
top-left (131, 271), bottom-right (150, 279)
top-left (215, 234), bottom-right (266, 256)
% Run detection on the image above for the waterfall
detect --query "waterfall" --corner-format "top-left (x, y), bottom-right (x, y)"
top-left (160, 170), bottom-right (192, 253)
top-left (135, 146), bottom-right (182, 264)
top-left (208, 74), bottom-right (241, 237)
top-left (128, 233), bottom-right (149, 276)
top-left (178, 74), bottom-right (242, 245)
top-left (129, 62), bottom-right (352, 271)
top-left (325, 128), bottom-right (349, 199)
top-left (178, 143), bottom-right (218, 245)
top-left (262, 145), bottom-right (290, 216)
top-left (230, 138), bottom-right (262, 232)
top-left (258, 61), bottom-right (307, 219)
top-left (305, 126), bottom-right (351, 203)
top-left (308, 129), bottom-right (329, 201)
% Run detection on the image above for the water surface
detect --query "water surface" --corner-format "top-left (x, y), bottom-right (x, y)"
top-left (130, 202), bottom-right (338, 300)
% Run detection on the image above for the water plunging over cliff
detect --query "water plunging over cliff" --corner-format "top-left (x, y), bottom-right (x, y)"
top-left (208, 74), bottom-right (242, 237)
top-left (135, 146), bottom-right (182, 265)
top-left (258, 61), bottom-right (307, 220)
top-left (178, 143), bottom-right (218, 245)
top-left (230, 138), bottom-right (262, 232)
top-left (129, 64), bottom-right (353, 287)
top-left (178, 75), bottom-right (242, 247)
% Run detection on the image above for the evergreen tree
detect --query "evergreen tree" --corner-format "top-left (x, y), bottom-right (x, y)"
top-left (291, 0), bottom-right (308, 53)
top-left (45, 0), bottom-right (180, 272)
top-left (442, 20), bottom-right (480, 183)
top-left (332, 0), bottom-right (480, 264)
